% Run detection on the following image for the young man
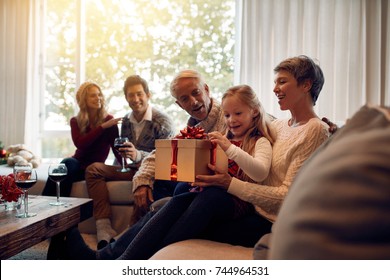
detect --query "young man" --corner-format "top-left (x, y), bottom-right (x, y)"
top-left (85, 75), bottom-right (175, 249)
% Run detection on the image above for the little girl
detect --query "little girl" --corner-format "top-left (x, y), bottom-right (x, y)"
top-left (204, 84), bottom-right (275, 218)
top-left (208, 84), bottom-right (273, 182)
top-left (175, 84), bottom-right (274, 217)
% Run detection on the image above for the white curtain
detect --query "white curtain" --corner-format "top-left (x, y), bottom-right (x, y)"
top-left (25, 0), bottom-right (42, 154)
top-left (235, 0), bottom-right (390, 123)
top-left (0, 0), bottom-right (28, 147)
top-left (0, 0), bottom-right (40, 150)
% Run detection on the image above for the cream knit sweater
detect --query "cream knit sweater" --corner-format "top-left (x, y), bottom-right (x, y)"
top-left (228, 118), bottom-right (330, 222)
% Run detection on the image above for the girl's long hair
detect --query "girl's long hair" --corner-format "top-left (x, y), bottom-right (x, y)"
top-left (75, 81), bottom-right (108, 134)
top-left (222, 85), bottom-right (275, 182)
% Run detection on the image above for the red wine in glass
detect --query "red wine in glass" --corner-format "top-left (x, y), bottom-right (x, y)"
top-left (14, 166), bottom-right (37, 218)
top-left (114, 137), bottom-right (130, 172)
top-left (48, 173), bottom-right (67, 183)
top-left (48, 163), bottom-right (68, 206)
top-left (16, 180), bottom-right (37, 189)
top-left (114, 142), bottom-right (126, 152)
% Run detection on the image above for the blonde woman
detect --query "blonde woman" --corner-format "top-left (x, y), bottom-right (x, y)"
top-left (42, 81), bottom-right (121, 197)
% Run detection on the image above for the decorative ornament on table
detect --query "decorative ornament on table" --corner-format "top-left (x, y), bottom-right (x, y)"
top-left (0, 141), bottom-right (7, 165)
top-left (6, 144), bottom-right (41, 168)
top-left (0, 173), bottom-right (23, 210)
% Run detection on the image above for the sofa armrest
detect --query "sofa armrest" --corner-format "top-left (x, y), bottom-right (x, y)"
top-left (70, 180), bottom-right (134, 205)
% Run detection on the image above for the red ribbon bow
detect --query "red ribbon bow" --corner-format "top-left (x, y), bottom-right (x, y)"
top-left (170, 126), bottom-right (207, 181)
top-left (174, 126), bottom-right (207, 139)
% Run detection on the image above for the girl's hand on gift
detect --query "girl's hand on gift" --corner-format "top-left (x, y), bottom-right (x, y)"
top-left (207, 131), bottom-right (231, 151)
top-left (192, 163), bottom-right (232, 190)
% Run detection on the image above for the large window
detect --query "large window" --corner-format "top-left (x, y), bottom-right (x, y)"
top-left (42, 0), bottom-right (235, 158)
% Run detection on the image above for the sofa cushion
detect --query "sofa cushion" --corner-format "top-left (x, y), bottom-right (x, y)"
top-left (269, 105), bottom-right (390, 259)
top-left (71, 180), bottom-right (133, 205)
top-left (149, 239), bottom-right (253, 260)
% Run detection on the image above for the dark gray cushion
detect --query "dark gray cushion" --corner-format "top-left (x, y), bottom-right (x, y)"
top-left (267, 105), bottom-right (390, 259)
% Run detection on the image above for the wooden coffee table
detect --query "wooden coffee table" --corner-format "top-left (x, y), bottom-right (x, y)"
top-left (0, 195), bottom-right (93, 259)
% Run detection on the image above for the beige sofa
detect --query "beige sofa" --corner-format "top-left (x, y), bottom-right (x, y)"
top-left (0, 162), bottom-right (134, 234)
top-left (150, 239), bottom-right (253, 260)
top-left (1, 162), bottom-right (254, 259)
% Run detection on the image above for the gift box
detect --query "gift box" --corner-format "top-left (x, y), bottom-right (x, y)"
top-left (155, 139), bottom-right (228, 182)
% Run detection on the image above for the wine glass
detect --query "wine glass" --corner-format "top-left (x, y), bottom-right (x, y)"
top-left (114, 136), bottom-right (130, 172)
top-left (48, 163), bottom-right (68, 206)
top-left (14, 163), bottom-right (37, 218)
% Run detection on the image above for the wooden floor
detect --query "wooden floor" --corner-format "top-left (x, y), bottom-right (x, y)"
top-left (8, 233), bottom-right (97, 260)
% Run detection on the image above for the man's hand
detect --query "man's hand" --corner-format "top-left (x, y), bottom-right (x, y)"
top-left (322, 117), bottom-right (338, 134)
top-left (192, 163), bottom-right (232, 190)
top-left (119, 141), bottom-right (138, 161)
top-left (133, 185), bottom-right (154, 210)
